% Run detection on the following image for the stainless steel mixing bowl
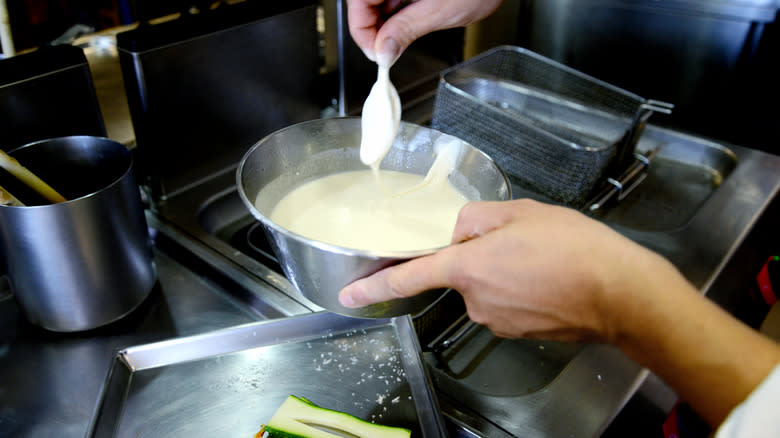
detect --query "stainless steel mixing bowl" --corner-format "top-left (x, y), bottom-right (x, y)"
top-left (237, 117), bottom-right (510, 318)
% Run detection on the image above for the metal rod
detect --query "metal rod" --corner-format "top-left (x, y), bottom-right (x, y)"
top-left (427, 313), bottom-right (479, 353)
top-left (336, 0), bottom-right (347, 116)
top-left (586, 148), bottom-right (658, 212)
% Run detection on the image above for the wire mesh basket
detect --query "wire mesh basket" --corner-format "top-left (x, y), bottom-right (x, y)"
top-left (432, 46), bottom-right (670, 207)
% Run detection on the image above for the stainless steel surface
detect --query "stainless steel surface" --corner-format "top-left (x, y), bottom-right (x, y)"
top-left (236, 117), bottom-right (511, 318)
top-left (418, 126), bottom-right (780, 437)
top-left (0, 240), bottom-right (267, 437)
top-left (428, 314), bottom-right (475, 352)
top-left (590, 135), bottom-right (738, 230)
top-left (614, 100), bottom-right (674, 176)
top-left (513, 0), bottom-right (780, 153)
top-left (432, 326), bottom-right (583, 396)
top-left (0, 136), bottom-right (156, 332)
top-left (432, 46), bottom-right (670, 207)
top-left (88, 312), bottom-right (448, 437)
top-left (433, 341), bottom-right (649, 437)
top-left (157, 116), bottom-right (780, 436)
top-left (117, 1), bottom-right (322, 204)
top-left (0, 44), bottom-right (106, 149)
top-left (606, 128), bottom-right (779, 291)
top-left (160, 167), bottom-right (320, 318)
top-left (1, 125), bottom-right (778, 437)
top-left (587, 150), bottom-right (657, 212)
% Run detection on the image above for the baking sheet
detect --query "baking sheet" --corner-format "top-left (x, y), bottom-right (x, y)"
top-left (87, 311), bottom-right (447, 437)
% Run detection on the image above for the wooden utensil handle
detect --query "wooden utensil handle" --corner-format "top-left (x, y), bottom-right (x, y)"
top-left (0, 184), bottom-right (24, 206)
top-left (0, 150), bottom-right (67, 203)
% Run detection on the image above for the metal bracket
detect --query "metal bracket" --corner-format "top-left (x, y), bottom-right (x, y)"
top-left (586, 148), bottom-right (658, 212)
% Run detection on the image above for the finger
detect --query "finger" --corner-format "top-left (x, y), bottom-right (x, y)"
top-left (373, 0), bottom-right (502, 64)
top-left (373, 1), bottom-right (443, 62)
top-left (339, 245), bottom-right (459, 308)
top-left (451, 200), bottom-right (523, 243)
top-left (346, 0), bottom-right (383, 59)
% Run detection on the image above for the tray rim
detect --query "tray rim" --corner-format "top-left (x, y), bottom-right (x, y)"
top-left (85, 311), bottom-right (448, 437)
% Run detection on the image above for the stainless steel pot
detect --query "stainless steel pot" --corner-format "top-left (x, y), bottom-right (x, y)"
top-left (237, 117), bottom-right (511, 318)
top-left (0, 136), bottom-right (157, 332)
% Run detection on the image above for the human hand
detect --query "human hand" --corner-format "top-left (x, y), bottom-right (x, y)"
top-left (338, 199), bottom-right (677, 343)
top-left (347, 0), bottom-right (503, 66)
top-left (339, 199), bottom-right (780, 426)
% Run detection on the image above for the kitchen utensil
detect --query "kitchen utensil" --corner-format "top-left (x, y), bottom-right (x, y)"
top-left (432, 45), bottom-right (672, 207)
top-left (0, 44), bottom-right (106, 149)
top-left (359, 64), bottom-right (401, 167)
top-left (87, 312), bottom-right (448, 438)
top-left (0, 149), bottom-right (66, 203)
top-left (116, 0), bottom-right (321, 206)
top-left (0, 185), bottom-right (22, 206)
top-left (0, 136), bottom-right (157, 332)
top-left (237, 117), bottom-right (511, 319)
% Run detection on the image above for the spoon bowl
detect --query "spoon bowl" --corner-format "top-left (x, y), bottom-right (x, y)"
top-left (359, 65), bottom-right (401, 167)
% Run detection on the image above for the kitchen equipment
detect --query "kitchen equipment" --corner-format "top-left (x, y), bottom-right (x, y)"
top-left (0, 136), bottom-right (156, 332)
top-left (432, 45), bottom-right (671, 207)
top-left (510, 0), bottom-right (780, 154)
top-left (0, 44), bottom-right (106, 149)
top-left (116, 0), bottom-right (321, 205)
top-left (0, 185), bottom-right (21, 206)
top-left (87, 311), bottom-right (448, 438)
top-left (237, 117), bottom-right (511, 319)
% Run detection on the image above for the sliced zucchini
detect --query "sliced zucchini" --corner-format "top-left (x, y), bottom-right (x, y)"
top-left (263, 395), bottom-right (411, 438)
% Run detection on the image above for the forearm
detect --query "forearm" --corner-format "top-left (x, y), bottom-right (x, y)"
top-left (611, 253), bottom-right (780, 427)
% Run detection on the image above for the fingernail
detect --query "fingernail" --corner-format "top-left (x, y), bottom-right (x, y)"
top-left (361, 48), bottom-right (376, 63)
top-left (376, 38), bottom-right (400, 68)
top-left (339, 290), bottom-right (356, 308)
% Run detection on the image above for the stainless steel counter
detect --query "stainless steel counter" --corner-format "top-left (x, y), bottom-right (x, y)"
top-left (0, 229), bottom-right (273, 437)
top-left (143, 120), bottom-right (780, 438)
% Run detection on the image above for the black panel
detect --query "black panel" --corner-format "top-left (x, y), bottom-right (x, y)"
top-left (116, 1), bottom-right (322, 202)
top-left (0, 45), bottom-right (106, 149)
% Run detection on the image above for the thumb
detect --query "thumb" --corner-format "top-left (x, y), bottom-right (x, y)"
top-left (339, 245), bottom-right (457, 308)
top-left (373, 0), bottom-right (503, 66)
top-left (373, 1), bottom-right (448, 66)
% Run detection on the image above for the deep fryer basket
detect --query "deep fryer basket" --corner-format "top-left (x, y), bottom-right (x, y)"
top-left (432, 46), bottom-right (670, 207)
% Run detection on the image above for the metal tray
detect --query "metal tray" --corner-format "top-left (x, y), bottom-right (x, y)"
top-left (87, 312), bottom-right (447, 437)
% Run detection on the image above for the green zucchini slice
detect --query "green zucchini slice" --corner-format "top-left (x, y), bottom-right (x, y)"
top-left (263, 395), bottom-right (411, 438)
